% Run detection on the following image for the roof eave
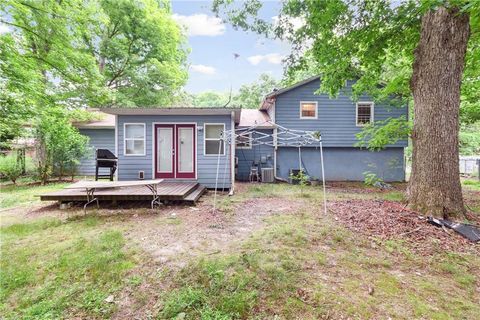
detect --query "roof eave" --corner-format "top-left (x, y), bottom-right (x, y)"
top-left (99, 108), bottom-right (241, 124)
top-left (263, 75), bottom-right (321, 100)
top-left (74, 125), bottom-right (115, 129)
top-left (99, 107), bottom-right (240, 115)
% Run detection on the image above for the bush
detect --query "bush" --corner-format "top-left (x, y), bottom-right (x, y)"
top-left (289, 170), bottom-right (309, 194)
top-left (24, 156), bottom-right (36, 176)
top-left (363, 171), bottom-right (383, 186)
top-left (35, 108), bottom-right (89, 184)
top-left (0, 154), bottom-right (23, 184)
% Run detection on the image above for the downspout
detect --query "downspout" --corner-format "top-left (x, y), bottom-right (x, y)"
top-left (114, 115), bottom-right (118, 181)
top-left (229, 111), bottom-right (235, 195)
top-left (271, 99), bottom-right (287, 182)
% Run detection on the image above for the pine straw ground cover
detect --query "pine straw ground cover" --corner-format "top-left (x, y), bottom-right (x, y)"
top-left (329, 199), bottom-right (480, 255)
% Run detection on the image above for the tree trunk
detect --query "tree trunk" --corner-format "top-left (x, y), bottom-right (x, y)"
top-left (408, 7), bottom-right (469, 218)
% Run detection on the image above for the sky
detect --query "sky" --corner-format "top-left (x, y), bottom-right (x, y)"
top-left (0, 0), bottom-right (289, 94)
top-left (171, 0), bottom-right (289, 93)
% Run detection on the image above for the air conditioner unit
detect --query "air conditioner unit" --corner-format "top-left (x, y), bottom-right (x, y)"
top-left (261, 168), bottom-right (274, 183)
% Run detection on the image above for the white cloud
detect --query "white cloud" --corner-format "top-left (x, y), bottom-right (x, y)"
top-left (247, 53), bottom-right (284, 66)
top-left (0, 23), bottom-right (11, 34)
top-left (191, 64), bottom-right (216, 75)
top-left (271, 15), bottom-right (305, 31)
top-left (172, 14), bottom-right (225, 37)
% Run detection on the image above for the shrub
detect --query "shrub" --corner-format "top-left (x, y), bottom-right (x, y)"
top-left (289, 170), bottom-right (309, 194)
top-left (0, 154), bottom-right (23, 184)
top-left (363, 171), bottom-right (383, 186)
top-left (24, 156), bottom-right (36, 176)
top-left (34, 108), bottom-right (89, 184)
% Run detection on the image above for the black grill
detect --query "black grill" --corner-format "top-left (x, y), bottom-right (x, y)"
top-left (95, 149), bottom-right (117, 181)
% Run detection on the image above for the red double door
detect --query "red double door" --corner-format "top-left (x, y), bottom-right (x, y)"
top-left (154, 124), bottom-right (196, 179)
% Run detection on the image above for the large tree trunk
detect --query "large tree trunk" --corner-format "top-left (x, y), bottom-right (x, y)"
top-left (408, 7), bottom-right (469, 218)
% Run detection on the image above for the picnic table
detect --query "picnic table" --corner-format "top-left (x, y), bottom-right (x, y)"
top-left (65, 179), bottom-right (164, 212)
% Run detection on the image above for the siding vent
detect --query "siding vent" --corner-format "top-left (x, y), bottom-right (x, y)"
top-left (138, 171), bottom-right (144, 180)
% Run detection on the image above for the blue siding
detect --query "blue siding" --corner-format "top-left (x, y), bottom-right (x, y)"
top-left (274, 79), bottom-right (408, 147)
top-left (117, 115), bottom-right (232, 188)
top-left (277, 147), bottom-right (405, 182)
top-left (235, 129), bottom-right (274, 181)
top-left (78, 129), bottom-right (115, 176)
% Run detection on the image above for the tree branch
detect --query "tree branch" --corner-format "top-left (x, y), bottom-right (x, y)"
top-left (106, 40), bottom-right (134, 87)
top-left (0, 20), bottom-right (45, 40)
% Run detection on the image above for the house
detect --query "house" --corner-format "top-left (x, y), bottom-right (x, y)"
top-left (260, 76), bottom-right (407, 182)
top-left (74, 76), bottom-right (408, 189)
top-left (73, 112), bottom-right (116, 177)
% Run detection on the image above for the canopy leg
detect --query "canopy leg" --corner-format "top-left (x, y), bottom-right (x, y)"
top-left (213, 134), bottom-right (223, 214)
top-left (320, 141), bottom-right (327, 214)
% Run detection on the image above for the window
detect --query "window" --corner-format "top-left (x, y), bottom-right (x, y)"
top-left (356, 102), bottom-right (374, 126)
top-left (204, 124), bottom-right (225, 155)
top-left (300, 101), bottom-right (318, 119)
top-left (124, 123), bottom-right (145, 155)
top-left (236, 132), bottom-right (252, 149)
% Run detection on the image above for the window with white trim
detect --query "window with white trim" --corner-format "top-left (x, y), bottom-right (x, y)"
top-left (300, 101), bottom-right (317, 119)
top-left (356, 102), bottom-right (374, 126)
top-left (236, 132), bottom-right (252, 149)
top-left (124, 123), bottom-right (145, 155)
top-left (204, 124), bottom-right (225, 155)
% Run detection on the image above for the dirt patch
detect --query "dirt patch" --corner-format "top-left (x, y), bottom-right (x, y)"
top-left (112, 196), bottom-right (304, 320)
top-left (329, 199), bottom-right (479, 255)
top-left (0, 202), bottom-right (74, 226)
top-left (125, 197), bottom-right (304, 266)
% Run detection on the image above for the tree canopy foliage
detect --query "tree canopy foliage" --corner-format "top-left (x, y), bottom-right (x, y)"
top-left (182, 73), bottom-right (279, 109)
top-left (0, 0), bottom-right (187, 148)
top-left (1, 0), bottom-right (187, 108)
top-left (232, 73), bottom-right (279, 108)
top-left (1, 0), bottom-right (188, 183)
top-left (213, 0), bottom-right (480, 148)
top-left (214, 1), bottom-right (478, 106)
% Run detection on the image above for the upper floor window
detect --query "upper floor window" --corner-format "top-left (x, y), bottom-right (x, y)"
top-left (300, 101), bottom-right (318, 119)
top-left (236, 132), bottom-right (252, 149)
top-left (356, 102), bottom-right (374, 126)
top-left (124, 123), bottom-right (145, 156)
top-left (204, 123), bottom-right (225, 155)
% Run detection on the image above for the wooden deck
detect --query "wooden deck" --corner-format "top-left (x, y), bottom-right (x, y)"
top-left (40, 181), bottom-right (206, 204)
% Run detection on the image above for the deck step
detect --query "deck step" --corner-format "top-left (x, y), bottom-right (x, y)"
top-left (183, 185), bottom-right (207, 203)
top-left (181, 182), bottom-right (199, 199)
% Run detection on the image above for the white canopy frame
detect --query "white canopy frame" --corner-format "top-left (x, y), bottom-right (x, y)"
top-left (212, 120), bottom-right (327, 215)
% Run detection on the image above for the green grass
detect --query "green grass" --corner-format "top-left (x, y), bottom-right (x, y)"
top-left (0, 217), bottom-right (138, 319)
top-left (463, 179), bottom-right (480, 191)
top-left (156, 206), bottom-right (480, 319)
top-left (1, 182), bottom-right (479, 319)
top-left (158, 214), bottom-right (306, 319)
top-left (0, 182), bottom-right (69, 209)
